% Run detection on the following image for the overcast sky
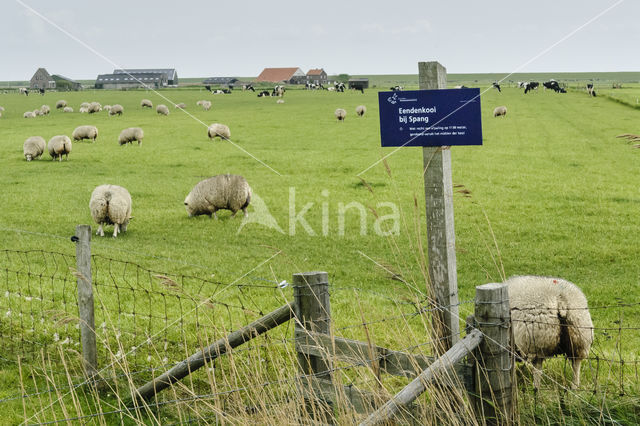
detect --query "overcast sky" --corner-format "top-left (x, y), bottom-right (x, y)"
top-left (1, 0), bottom-right (637, 81)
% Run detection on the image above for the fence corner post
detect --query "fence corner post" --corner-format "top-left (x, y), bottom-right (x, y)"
top-left (293, 271), bottom-right (332, 421)
top-left (474, 283), bottom-right (513, 424)
top-left (74, 224), bottom-right (98, 378)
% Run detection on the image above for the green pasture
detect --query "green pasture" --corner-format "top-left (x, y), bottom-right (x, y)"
top-left (0, 82), bottom-right (639, 423)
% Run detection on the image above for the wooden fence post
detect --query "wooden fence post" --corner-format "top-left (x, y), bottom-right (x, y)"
top-left (294, 271), bottom-right (332, 420)
top-left (73, 225), bottom-right (98, 377)
top-left (474, 283), bottom-right (513, 424)
top-left (419, 61), bottom-right (460, 353)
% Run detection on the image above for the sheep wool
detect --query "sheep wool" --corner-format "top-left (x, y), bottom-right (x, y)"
top-left (156, 104), bottom-right (169, 116)
top-left (355, 105), bottom-right (366, 117)
top-left (109, 104), bottom-right (124, 116)
top-left (63, 107), bottom-right (73, 113)
top-left (175, 103), bottom-right (186, 109)
top-left (201, 100), bottom-right (212, 111)
top-left (493, 106), bottom-right (507, 117)
top-left (118, 127), bottom-right (144, 146)
top-left (47, 135), bottom-right (72, 161)
top-left (207, 123), bottom-right (230, 140)
top-left (40, 105), bottom-right (51, 115)
top-left (24, 111), bottom-right (35, 118)
top-left (335, 108), bottom-right (346, 121)
top-left (55, 100), bottom-right (67, 109)
top-left (0, 106), bottom-right (5, 112)
top-left (276, 99), bottom-right (285, 104)
top-left (23, 136), bottom-right (46, 161)
top-left (88, 102), bottom-right (102, 113)
top-left (141, 99), bottom-right (153, 108)
top-left (89, 184), bottom-right (132, 238)
top-left (72, 125), bottom-right (99, 142)
top-left (79, 107), bottom-right (89, 114)
top-left (505, 275), bottom-right (593, 389)
top-left (184, 174), bottom-right (251, 219)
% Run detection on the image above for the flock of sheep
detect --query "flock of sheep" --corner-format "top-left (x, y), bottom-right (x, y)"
top-left (8, 86), bottom-right (596, 390)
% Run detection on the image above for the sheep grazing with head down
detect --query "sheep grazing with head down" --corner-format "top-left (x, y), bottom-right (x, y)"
top-left (88, 102), bottom-right (102, 114)
top-left (175, 103), bottom-right (186, 109)
top-left (335, 108), bottom-right (346, 121)
top-left (118, 127), bottom-right (144, 146)
top-left (23, 136), bottom-right (46, 161)
top-left (506, 275), bottom-right (593, 389)
top-left (24, 111), bottom-right (35, 118)
top-left (156, 104), bottom-right (169, 116)
top-left (72, 125), bottom-right (99, 142)
top-left (184, 174), bottom-right (251, 219)
top-left (103, 105), bottom-right (112, 113)
top-left (109, 104), bottom-right (123, 116)
top-left (79, 106), bottom-right (89, 114)
top-left (56, 100), bottom-right (67, 109)
top-left (40, 105), bottom-right (51, 115)
top-left (493, 106), bottom-right (507, 117)
top-left (63, 106), bottom-right (73, 113)
top-left (201, 100), bottom-right (212, 111)
top-left (48, 135), bottom-right (72, 161)
top-left (207, 123), bottom-right (230, 140)
top-left (356, 105), bottom-right (366, 117)
top-left (89, 184), bottom-right (132, 238)
top-left (141, 99), bottom-right (153, 108)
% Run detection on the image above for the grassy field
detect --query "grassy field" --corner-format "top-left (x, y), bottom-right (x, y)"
top-left (0, 81), bottom-right (639, 423)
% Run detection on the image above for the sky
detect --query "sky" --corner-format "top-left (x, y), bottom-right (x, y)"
top-left (1, 0), bottom-right (638, 81)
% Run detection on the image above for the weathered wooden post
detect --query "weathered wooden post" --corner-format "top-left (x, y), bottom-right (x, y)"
top-left (474, 283), bottom-right (513, 424)
top-left (419, 61), bottom-right (460, 353)
top-left (73, 225), bottom-right (98, 377)
top-left (293, 271), bottom-right (332, 420)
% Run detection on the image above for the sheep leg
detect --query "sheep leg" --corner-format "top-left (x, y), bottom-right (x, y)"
top-left (532, 359), bottom-right (544, 389)
top-left (213, 210), bottom-right (218, 220)
top-left (242, 207), bottom-right (248, 218)
top-left (571, 359), bottom-right (582, 389)
top-left (97, 224), bottom-right (104, 237)
top-left (112, 223), bottom-right (119, 238)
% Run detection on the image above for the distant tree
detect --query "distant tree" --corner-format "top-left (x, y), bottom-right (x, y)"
top-left (336, 74), bottom-right (350, 83)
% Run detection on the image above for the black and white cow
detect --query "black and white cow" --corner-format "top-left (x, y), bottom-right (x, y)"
top-left (523, 81), bottom-right (539, 94)
top-left (257, 90), bottom-right (271, 97)
top-left (587, 83), bottom-right (596, 97)
top-left (492, 82), bottom-right (501, 92)
top-left (334, 82), bottom-right (346, 92)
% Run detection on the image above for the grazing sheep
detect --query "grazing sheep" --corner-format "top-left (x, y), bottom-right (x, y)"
top-left (47, 135), bottom-right (72, 161)
top-left (118, 127), bottom-right (144, 146)
top-left (63, 106), bottom-right (73, 113)
top-left (201, 100), bottom-right (212, 111)
top-left (276, 99), bottom-right (285, 104)
top-left (40, 105), bottom-right (51, 115)
top-left (24, 111), bottom-right (36, 118)
top-left (141, 99), bottom-right (153, 108)
top-left (335, 108), bottom-right (346, 121)
top-left (103, 105), bottom-right (112, 113)
top-left (79, 106), bottom-right (89, 114)
top-left (56, 100), bottom-right (67, 109)
top-left (109, 104), bottom-right (123, 116)
top-left (506, 275), bottom-right (593, 389)
top-left (34, 109), bottom-right (43, 116)
top-left (0, 106), bottom-right (4, 113)
top-left (175, 102), bottom-right (186, 109)
top-left (89, 184), bottom-right (132, 238)
top-left (207, 123), bottom-right (231, 140)
top-left (80, 102), bottom-right (90, 109)
top-left (88, 102), bottom-right (101, 113)
top-left (493, 106), bottom-right (507, 117)
top-left (184, 174), bottom-right (251, 219)
top-left (23, 136), bottom-right (46, 161)
top-left (156, 104), bottom-right (169, 115)
top-left (355, 105), bottom-right (366, 117)
top-left (72, 125), bottom-right (99, 142)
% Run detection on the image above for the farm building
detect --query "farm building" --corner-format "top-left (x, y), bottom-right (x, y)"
top-left (30, 68), bottom-right (56, 90)
top-left (306, 68), bottom-right (328, 85)
top-left (113, 68), bottom-right (179, 86)
top-left (52, 74), bottom-right (82, 91)
top-left (348, 78), bottom-right (369, 90)
top-left (203, 77), bottom-right (239, 86)
top-left (94, 72), bottom-right (168, 90)
top-left (256, 67), bottom-right (306, 84)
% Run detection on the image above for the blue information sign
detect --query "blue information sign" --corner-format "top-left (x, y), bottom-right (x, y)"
top-left (378, 88), bottom-right (482, 147)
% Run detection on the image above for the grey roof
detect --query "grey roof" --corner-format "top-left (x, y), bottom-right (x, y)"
top-left (114, 68), bottom-right (177, 80)
top-left (203, 77), bottom-right (239, 84)
top-left (348, 78), bottom-right (369, 82)
top-left (52, 74), bottom-right (80, 84)
top-left (96, 73), bottom-right (166, 83)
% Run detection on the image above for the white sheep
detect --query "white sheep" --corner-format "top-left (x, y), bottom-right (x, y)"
top-left (72, 125), bottom-right (99, 142)
top-left (201, 100), bottom-right (212, 111)
top-left (88, 102), bottom-right (102, 113)
top-left (79, 106), bottom-right (89, 114)
top-left (33, 109), bottom-right (43, 116)
top-left (276, 99), bottom-right (285, 104)
top-left (493, 106), bottom-right (507, 117)
top-left (355, 105), bottom-right (366, 117)
top-left (335, 108), bottom-right (346, 121)
top-left (207, 123), bottom-right (230, 140)
top-left (23, 136), bottom-right (46, 161)
top-left (0, 106), bottom-right (6, 112)
top-left (63, 106), bottom-right (74, 113)
top-left (506, 275), bottom-right (593, 389)
top-left (89, 184), bottom-right (132, 238)
top-left (40, 105), bottom-right (51, 115)
top-left (156, 104), bottom-right (169, 116)
top-left (109, 104), bottom-right (123, 116)
top-left (47, 135), bottom-right (72, 161)
top-left (184, 174), bottom-right (251, 219)
top-left (103, 105), bottom-right (112, 113)
top-left (24, 111), bottom-right (36, 118)
top-left (141, 99), bottom-right (153, 108)
top-left (80, 102), bottom-right (90, 109)
top-left (175, 102), bottom-right (186, 109)
top-left (118, 127), bottom-right (144, 146)
top-left (55, 100), bottom-right (67, 109)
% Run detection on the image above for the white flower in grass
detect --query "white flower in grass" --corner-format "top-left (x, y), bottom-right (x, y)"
top-left (25, 296), bottom-right (32, 302)
top-left (4, 291), bottom-right (9, 298)
top-left (61, 337), bottom-right (70, 345)
top-left (40, 318), bottom-right (44, 323)
top-left (162, 357), bottom-right (168, 364)
top-left (115, 350), bottom-right (123, 358)
top-left (75, 324), bottom-right (79, 329)
top-left (101, 322), bottom-right (106, 329)
top-left (147, 355), bottom-right (152, 362)
top-left (5, 310), bottom-right (11, 317)
top-left (164, 342), bottom-right (169, 350)
top-left (208, 367), bottom-right (215, 373)
top-left (131, 346), bottom-right (137, 354)
top-left (53, 333), bottom-right (59, 342)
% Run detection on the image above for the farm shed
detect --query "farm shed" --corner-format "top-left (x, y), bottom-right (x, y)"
top-left (203, 77), bottom-right (239, 86)
top-left (52, 74), bottom-right (82, 91)
top-left (94, 72), bottom-right (168, 90)
top-left (348, 78), bottom-right (369, 89)
top-left (114, 68), bottom-right (179, 86)
top-left (256, 67), bottom-right (306, 84)
top-left (306, 68), bottom-right (328, 85)
top-left (30, 68), bottom-right (56, 90)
